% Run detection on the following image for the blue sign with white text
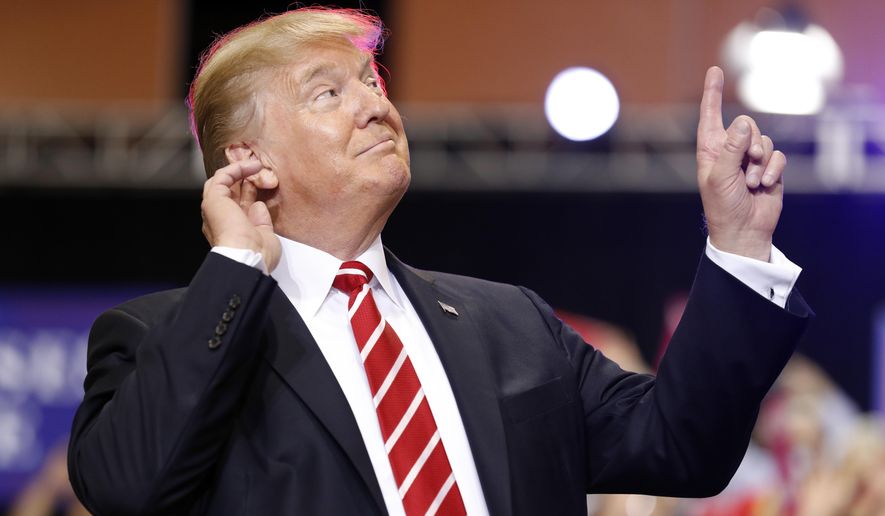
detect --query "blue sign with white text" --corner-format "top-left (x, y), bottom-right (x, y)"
top-left (0, 286), bottom-right (160, 503)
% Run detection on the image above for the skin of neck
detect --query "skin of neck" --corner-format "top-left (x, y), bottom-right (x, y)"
top-left (266, 189), bottom-right (403, 261)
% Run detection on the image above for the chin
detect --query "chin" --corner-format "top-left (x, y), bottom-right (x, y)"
top-left (377, 155), bottom-right (411, 194)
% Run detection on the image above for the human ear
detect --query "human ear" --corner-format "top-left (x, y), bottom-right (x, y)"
top-left (225, 143), bottom-right (256, 164)
top-left (224, 143), bottom-right (279, 189)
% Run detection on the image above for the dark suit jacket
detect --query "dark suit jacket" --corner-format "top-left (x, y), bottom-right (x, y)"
top-left (68, 251), bottom-right (811, 515)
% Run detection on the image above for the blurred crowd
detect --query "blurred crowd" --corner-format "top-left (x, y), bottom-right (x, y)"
top-left (6, 442), bottom-right (87, 516)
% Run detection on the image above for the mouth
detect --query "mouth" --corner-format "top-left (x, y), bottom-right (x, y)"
top-left (358, 137), bottom-right (395, 156)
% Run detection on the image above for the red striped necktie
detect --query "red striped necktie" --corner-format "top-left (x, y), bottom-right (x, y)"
top-left (333, 261), bottom-right (467, 516)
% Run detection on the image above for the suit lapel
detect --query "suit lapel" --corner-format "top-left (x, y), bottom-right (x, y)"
top-left (262, 288), bottom-right (386, 513)
top-left (387, 251), bottom-right (513, 516)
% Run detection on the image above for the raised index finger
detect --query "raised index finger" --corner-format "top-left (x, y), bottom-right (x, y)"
top-left (698, 66), bottom-right (725, 140)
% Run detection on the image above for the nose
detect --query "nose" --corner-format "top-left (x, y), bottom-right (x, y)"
top-left (353, 80), bottom-right (390, 128)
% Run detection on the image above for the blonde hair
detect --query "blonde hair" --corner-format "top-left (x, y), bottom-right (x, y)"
top-left (188, 8), bottom-right (385, 177)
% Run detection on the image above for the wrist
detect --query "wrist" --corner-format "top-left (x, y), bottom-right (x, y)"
top-left (213, 232), bottom-right (263, 254)
top-left (211, 246), bottom-right (269, 274)
top-left (709, 233), bottom-right (772, 262)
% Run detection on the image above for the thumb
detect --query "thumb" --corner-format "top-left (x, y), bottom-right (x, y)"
top-left (717, 117), bottom-right (752, 174)
top-left (248, 201), bottom-right (280, 271)
top-left (247, 200), bottom-right (273, 229)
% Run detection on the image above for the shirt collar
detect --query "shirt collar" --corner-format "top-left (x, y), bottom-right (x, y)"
top-left (272, 234), bottom-right (402, 320)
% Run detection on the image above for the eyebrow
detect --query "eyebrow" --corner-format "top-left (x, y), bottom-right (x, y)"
top-left (300, 63), bottom-right (336, 88)
top-left (359, 56), bottom-right (374, 77)
top-left (300, 56), bottom-right (375, 90)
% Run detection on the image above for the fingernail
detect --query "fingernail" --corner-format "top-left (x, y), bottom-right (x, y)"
top-left (752, 143), bottom-right (763, 156)
top-left (737, 121), bottom-right (750, 135)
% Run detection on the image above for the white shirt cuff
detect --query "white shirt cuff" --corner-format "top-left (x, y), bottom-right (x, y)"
top-left (705, 237), bottom-right (801, 309)
top-left (211, 246), bottom-right (268, 275)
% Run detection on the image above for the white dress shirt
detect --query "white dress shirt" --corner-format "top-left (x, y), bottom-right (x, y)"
top-left (705, 237), bottom-right (801, 309)
top-left (213, 236), bottom-right (802, 515)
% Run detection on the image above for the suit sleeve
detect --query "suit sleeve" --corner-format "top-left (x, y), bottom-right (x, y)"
top-left (523, 254), bottom-right (812, 497)
top-left (68, 253), bottom-right (278, 515)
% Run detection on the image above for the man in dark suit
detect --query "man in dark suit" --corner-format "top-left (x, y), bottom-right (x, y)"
top-left (68, 8), bottom-right (810, 516)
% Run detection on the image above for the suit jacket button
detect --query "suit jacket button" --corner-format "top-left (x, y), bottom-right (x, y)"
top-left (208, 336), bottom-right (222, 349)
top-left (228, 295), bottom-right (241, 309)
top-left (222, 310), bottom-right (235, 322)
top-left (215, 322), bottom-right (228, 336)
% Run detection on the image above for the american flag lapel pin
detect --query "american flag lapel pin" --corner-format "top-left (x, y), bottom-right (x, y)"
top-left (437, 300), bottom-right (459, 317)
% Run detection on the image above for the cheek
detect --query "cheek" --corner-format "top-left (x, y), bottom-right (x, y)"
top-left (398, 138), bottom-right (411, 167)
top-left (285, 112), bottom-right (349, 156)
top-left (306, 112), bottom-right (351, 141)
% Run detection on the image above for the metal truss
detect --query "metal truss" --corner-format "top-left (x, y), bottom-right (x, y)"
top-left (0, 104), bottom-right (202, 189)
top-left (1, 101), bottom-right (884, 192)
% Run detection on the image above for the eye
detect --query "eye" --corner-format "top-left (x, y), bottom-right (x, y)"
top-left (315, 88), bottom-right (338, 101)
top-left (366, 76), bottom-right (382, 91)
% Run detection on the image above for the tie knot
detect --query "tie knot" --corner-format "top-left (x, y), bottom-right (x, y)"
top-left (333, 261), bottom-right (374, 293)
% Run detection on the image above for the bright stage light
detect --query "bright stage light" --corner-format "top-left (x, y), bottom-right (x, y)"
top-left (545, 67), bottom-right (619, 141)
top-left (723, 18), bottom-right (843, 115)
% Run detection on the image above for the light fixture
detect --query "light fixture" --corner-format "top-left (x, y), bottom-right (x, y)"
top-left (544, 67), bottom-right (619, 141)
top-left (722, 7), bottom-right (844, 115)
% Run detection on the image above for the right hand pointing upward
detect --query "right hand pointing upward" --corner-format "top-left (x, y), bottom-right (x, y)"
top-left (696, 66), bottom-right (787, 262)
top-left (201, 159), bottom-right (282, 272)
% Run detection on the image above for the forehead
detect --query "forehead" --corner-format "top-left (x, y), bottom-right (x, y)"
top-left (286, 40), bottom-right (374, 84)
